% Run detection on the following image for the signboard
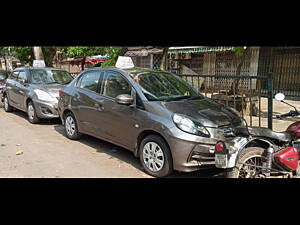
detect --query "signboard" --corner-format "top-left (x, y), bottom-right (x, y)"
top-left (115, 56), bottom-right (134, 69)
top-left (33, 60), bottom-right (46, 68)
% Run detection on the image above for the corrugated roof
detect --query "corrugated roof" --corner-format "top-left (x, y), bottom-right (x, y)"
top-left (125, 48), bottom-right (163, 57)
top-left (168, 46), bottom-right (235, 54)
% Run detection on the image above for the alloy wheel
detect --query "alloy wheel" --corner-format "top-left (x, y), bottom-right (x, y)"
top-left (142, 142), bottom-right (165, 172)
top-left (28, 104), bottom-right (35, 120)
top-left (65, 116), bottom-right (76, 136)
top-left (4, 96), bottom-right (8, 111)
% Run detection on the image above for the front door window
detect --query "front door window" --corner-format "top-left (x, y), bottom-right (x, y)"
top-left (102, 71), bottom-right (132, 98)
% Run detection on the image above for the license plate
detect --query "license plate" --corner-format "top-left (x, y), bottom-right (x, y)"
top-left (215, 154), bottom-right (228, 168)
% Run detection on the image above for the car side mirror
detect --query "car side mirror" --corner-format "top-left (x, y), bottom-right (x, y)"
top-left (115, 94), bottom-right (134, 105)
top-left (20, 79), bottom-right (28, 86)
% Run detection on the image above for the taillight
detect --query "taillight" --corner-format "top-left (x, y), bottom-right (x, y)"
top-left (215, 141), bottom-right (225, 152)
top-left (58, 88), bottom-right (63, 97)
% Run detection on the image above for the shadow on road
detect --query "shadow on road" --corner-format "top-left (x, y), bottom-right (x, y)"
top-left (53, 124), bottom-right (224, 178)
top-left (3, 107), bottom-right (61, 125)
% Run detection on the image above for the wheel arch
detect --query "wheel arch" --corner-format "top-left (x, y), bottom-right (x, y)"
top-left (134, 129), bottom-right (171, 159)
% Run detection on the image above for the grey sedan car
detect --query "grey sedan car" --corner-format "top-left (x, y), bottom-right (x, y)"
top-left (1, 66), bottom-right (73, 123)
top-left (58, 67), bottom-right (244, 177)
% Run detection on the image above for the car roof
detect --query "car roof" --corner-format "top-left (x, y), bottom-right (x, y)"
top-left (14, 66), bottom-right (68, 71)
top-left (81, 67), bottom-right (167, 74)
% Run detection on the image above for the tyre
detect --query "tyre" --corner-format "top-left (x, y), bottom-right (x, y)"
top-left (64, 112), bottom-right (82, 140)
top-left (3, 95), bottom-right (13, 112)
top-left (27, 101), bottom-right (40, 124)
top-left (139, 134), bottom-right (173, 178)
top-left (227, 147), bottom-right (266, 178)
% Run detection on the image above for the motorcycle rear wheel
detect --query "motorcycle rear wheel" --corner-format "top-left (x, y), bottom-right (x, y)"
top-left (227, 147), bottom-right (266, 178)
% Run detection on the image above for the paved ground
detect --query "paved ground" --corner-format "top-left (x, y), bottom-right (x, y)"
top-left (0, 103), bottom-right (224, 178)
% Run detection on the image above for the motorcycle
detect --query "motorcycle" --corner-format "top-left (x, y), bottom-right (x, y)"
top-left (215, 93), bottom-right (300, 178)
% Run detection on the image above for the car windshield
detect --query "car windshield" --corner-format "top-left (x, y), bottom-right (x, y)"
top-left (0, 72), bottom-right (8, 81)
top-left (31, 69), bottom-right (73, 84)
top-left (129, 70), bottom-right (203, 101)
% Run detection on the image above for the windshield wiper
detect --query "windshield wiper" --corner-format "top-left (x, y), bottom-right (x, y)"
top-left (165, 96), bottom-right (192, 102)
top-left (46, 81), bottom-right (59, 84)
top-left (186, 96), bottom-right (204, 100)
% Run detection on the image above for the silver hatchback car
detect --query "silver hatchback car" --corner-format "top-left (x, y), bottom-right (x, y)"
top-left (58, 67), bottom-right (244, 177)
top-left (1, 67), bottom-right (73, 123)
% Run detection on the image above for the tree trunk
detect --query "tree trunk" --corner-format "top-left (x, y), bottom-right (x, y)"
top-left (33, 47), bottom-right (44, 60)
top-left (4, 56), bottom-right (7, 71)
top-left (160, 47), bottom-right (169, 70)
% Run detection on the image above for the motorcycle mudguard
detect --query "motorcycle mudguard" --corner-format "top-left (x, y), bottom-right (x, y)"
top-left (220, 138), bottom-right (272, 168)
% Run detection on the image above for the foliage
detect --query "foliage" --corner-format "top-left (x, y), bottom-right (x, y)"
top-left (233, 46), bottom-right (247, 56)
top-left (10, 47), bottom-right (35, 65)
top-left (100, 47), bottom-right (125, 68)
top-left (2, 46), bottom-right (127, 68)
top-left (64, 46), bottom-right (106, 58)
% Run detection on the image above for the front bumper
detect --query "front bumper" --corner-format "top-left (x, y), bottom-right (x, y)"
top-left (165, 126), bottom-right (225, 172)
top-left (33, 99), bottom-right (60, 119)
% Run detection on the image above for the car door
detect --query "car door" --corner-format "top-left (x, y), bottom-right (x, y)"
top-left (14, 70), bottom-right (29, 111)
top-left (98, 70), bottom-right (140, 149)
top-left (6, 70), bottom-right (20, 107)
top-left (70, 70), bottom-right (104, 136)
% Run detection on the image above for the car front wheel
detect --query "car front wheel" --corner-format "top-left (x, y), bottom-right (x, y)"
top-left (3, 95), bottom-right (13, 112)
top-left (27, 101), bottom-right (40, 124)
top-left (139, 135), bottom-right (173, 178)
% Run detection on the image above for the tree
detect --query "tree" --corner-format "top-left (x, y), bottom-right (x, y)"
top-left (229, 46), bottom-right (250, 95)
top-left (159, 47), bottom-right (169, 70)
top-left (100, 47), bottom-right (127, 68)
top-left (7, 46), bottom-right (67, 67)
top-left (10, 47), bottom-right (34, 65)
top-left (33, 47), bottom-right (44, 60)
top-left (64, 46), bottom-right (106, 58)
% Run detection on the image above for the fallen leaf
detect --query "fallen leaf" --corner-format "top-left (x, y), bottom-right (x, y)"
top-left (16, 150), bottom-right (24, 155)
top-left (91, 151), bottom-right (97, 154)
top-left (16, 144), bottom-right (21, 146)
top-left (1, 144), bottom-right (6, 147)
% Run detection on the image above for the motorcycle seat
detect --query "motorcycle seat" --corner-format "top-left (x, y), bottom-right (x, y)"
top-left (234, 126), bottom-right (292, 142)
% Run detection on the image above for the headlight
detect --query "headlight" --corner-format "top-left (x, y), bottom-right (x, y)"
top-left (173, 113), bottom-right (210, 137)
top-left (34, 90), bottom-right (54, 102)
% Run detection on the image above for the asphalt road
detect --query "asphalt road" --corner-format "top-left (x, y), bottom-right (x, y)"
top-left (0, 103), bottom-right (224, 178)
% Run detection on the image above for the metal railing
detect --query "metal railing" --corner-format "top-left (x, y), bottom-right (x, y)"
top-left (176, 73), bottom-right (273, 129)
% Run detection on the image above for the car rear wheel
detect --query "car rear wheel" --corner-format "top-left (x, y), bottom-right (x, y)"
top-left (27, 101), bottom-right (40, 124)
top-left (64, 112), bottom-right (82, 140)
top-left (139, 135), bottom-right (173, 178)
top-left (3, 95), bottom-right (13, 112)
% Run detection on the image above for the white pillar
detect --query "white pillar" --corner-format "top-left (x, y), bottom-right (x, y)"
top-left (249, 47), bottom-right (260, 89)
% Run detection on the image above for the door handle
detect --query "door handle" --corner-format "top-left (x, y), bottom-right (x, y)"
top-left (19, 90), bottom-right (24, 95)
top-left (94, 103), bottom-right (103, 111)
